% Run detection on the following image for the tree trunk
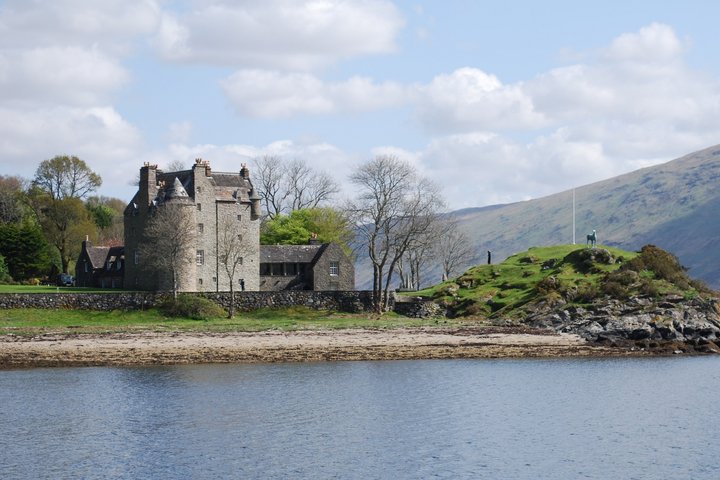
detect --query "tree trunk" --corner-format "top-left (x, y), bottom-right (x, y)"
top-left (228, 283), bottom-right (235, 319)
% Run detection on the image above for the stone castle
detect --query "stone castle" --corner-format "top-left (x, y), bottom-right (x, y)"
top-left (77, 159), bottom-right (354, 292)
top-left (123, 159), bottom-right (262, 292)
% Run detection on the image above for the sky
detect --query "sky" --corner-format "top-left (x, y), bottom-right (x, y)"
top-left (1, 0), bottom-right (720, 210)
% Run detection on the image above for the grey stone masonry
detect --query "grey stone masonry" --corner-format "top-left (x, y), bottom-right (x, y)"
top-left (124, 160), bottom-right (261, 292)
top-left (0, 291), bottom-right (379, 313)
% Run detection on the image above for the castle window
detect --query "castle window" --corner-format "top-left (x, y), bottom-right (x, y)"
top-left (196, 250), bottom-right (204, 265)
top-left (237, 214), bottom-right (242, 221)
top-left (134, 251), bottom-right (140, 265)
top-left (237, 234), bottom-right (242, 241)
top-left (329, 262), bottom-right (339, 276)
top-left (271, 263), bottom-right (283, 276)
top-left (198, 223), bottom-right (204, 234)
top-left (199, 278), bottom-right (203, 286)
top-left (213, 277), bottom-right (217, 283)
top-left (197, 203), bottom-right (202, 211)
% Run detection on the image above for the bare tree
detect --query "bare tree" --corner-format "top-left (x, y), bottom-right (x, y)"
top-left (138, 203), bottom-right (196, 300)
top-left (253, 155), bottom-right (287, 218)
top-left (348, 155), bottom-right (444, 312)
top-left (436, 219), bottom-right (475, 281)
top-left (216, 218), bottom-right (251, 318)
top-left (398, 218), bottom-right (443, 290)
top-left (285, 159), bottom-right (339, 211)
top-left (166, 159), bottom-right (188, 172)
top-left (253, 156), bottom-right (339, 218)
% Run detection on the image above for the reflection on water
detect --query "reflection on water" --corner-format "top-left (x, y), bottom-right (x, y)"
top-left (1, 357), bottom-right (719, 479)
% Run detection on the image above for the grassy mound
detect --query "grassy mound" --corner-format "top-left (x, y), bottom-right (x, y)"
top-left (413, 244), bottom-right (713, 319)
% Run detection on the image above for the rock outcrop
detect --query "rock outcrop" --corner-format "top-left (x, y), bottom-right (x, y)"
top-left (524, 295), bottom-right (720, 353)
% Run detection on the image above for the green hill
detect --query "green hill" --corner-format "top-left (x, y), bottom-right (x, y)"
top-left (415, 244), bottom-right (712, 320)
top-left (449, 144), bottom-right (720, 289)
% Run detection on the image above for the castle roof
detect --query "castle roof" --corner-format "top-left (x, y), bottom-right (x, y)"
top-left (259, 244), bottom-right (328, 264)
top-left (164, 177), bottom-right (189, 199)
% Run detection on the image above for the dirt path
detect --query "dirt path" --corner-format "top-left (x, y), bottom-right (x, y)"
top-left (0, 327), bottom-right (642, 368)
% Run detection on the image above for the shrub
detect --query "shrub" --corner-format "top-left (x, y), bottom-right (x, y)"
top-left (564, 248), bottom-right (614, 274)
top-left (639, 278), bottom-right (659, 298)
top-left (622, 245), bottom-right (695, 291)
top-left (601, 280), bottom-right (629, 299)
top-left (159, 294), bottom-right (226, 320)
top-left (0, 254), bottom-right (11, 284)
top-left (536, 276), bottom-right (560, 295)
top-left (574, 282), bottom-right (600, 303)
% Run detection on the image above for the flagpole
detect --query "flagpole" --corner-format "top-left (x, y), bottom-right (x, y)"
top-left (572, 188), bottom-right (576, 245)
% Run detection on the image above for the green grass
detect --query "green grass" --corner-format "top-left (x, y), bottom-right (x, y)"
top-left (408, 244), bottom-right (708, 319)
top-left (0, 285), bottom-right (132, 294)
top-left (0, 306), bottom-right (476, 337)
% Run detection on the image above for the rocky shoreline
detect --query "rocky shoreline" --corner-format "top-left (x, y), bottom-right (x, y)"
top-left (0, 326), bottom-right (665, 369)
top-left (524, 295), bottom-right (720, 354)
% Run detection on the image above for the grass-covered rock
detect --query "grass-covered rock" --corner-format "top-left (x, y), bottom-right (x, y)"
top-left (414, 244), bottom-right (713, 319)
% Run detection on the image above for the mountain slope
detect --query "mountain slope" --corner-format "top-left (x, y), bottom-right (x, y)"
top-left (451, 144), bottom-right (720, 288)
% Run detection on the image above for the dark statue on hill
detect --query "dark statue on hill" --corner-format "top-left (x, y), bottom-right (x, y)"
top-left (586, 229), bottom-right (597, 248)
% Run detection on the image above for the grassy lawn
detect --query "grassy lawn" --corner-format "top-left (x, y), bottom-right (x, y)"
top-left (0, 306), bottom-right (470, 337)
top-left (0, 285), bottom-right (132, 294)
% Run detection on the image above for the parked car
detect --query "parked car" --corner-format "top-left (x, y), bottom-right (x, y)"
top-left (56, 273), bottom-right (75, 287)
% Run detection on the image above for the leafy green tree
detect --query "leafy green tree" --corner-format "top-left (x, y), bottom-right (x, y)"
top-left (0, 175), bottom-right (25, 224)
top-left (261, 207), bottom-right (354, 256)
top-left (86, 196), bottom-right (125, 245)
top-left (27, 192), bottom-right (97, 274)
top-left (0, 253), bottom-right (12, 283)
top-left (86, 202), bottom-right (114, 229)
top-left (0, 223), bottom-right (55, 280)
top-left (33, 155), bottom-right (101, 201)
top-left (29, 156), bottom-right (102, 273)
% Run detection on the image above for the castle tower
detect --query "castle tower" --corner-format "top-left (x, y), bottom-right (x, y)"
top-left (124, 160), bottom-right (261, 292)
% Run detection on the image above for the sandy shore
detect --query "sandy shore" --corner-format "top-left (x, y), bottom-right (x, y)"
top-left (0, 326), bottom-right (646, 368)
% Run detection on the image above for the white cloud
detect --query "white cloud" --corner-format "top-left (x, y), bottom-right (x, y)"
top-left (166, 139), bottom-right (358, 194)
top-left (415, 67), bottom-right (547, 133)
top-left (0, 106), bottom-right (143, 198)
top-left (603, 22), bottom-right (685, 64)
top-left (0, 0), bottom-right (160, 54)
top-left (167, 121), bottom-right (193, 144)
top-left (221, 70), bottom-right (407, 117)
top-left (0, 47), bottom-right (128, 106)
top-left (154, 0), bottom-right (404, 70)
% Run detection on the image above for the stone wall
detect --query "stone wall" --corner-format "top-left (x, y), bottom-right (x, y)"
top-left (0, 292), bottom-right (159, 311)
top-left (394, 297), bottom-right (445, 318)
top-left (0, 291), bottom-right (378, 313)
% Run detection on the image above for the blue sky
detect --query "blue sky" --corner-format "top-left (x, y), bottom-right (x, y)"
top-left (1, 0), bottom-right (720, 209)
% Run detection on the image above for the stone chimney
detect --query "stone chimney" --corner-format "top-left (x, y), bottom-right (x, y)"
top-left (308, 232), bottom-right (320, 245)
top-left (240, 163), bottom-right (250, 179)
top-left (139, 163), bottom-right (158, 209)
top-left (194, 158), bottom-right (211, 177)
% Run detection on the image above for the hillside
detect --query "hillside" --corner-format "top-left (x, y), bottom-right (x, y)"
top-left (449, 144), bottom-right (720, 288)
top-left (411, 244), bottom-right (720, 353)
top-left (414, 244), bottom-right (709, 317)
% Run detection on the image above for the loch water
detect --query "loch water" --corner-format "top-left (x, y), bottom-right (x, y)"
top-left (1, 357), bottom-right (719, 479)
